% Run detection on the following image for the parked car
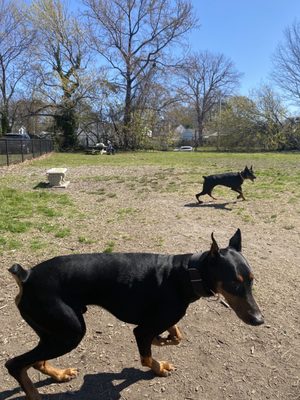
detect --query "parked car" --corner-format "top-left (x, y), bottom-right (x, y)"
top-left (174, 146), bottom-right (193, 152)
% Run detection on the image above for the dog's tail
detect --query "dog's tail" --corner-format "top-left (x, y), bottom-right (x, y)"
top-left (9, 264), bottom-right (30, 306)
top-left (8, 264), bottom-right (29, 284)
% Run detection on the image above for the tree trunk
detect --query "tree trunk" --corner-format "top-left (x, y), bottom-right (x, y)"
top-left (196, 109), bottom-right (204, 147)
top-left (1, 106), bottom-right (11, 134)
top-left (55, 106), bottom-right (78, 149)
top-left (123, 71), bottom-right (133, 150)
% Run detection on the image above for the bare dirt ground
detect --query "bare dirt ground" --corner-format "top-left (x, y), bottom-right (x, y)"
top-left (0, 161), bottom-right (299, 400)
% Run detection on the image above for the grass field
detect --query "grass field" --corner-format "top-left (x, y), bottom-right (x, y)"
top-left (0, 151), bottom-right (299, 254)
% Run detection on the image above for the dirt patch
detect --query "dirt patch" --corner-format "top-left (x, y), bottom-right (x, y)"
top-left (0, 163), bottom-right (299, 400)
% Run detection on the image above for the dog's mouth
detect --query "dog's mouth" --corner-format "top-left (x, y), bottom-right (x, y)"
top-left (219, 290), bottom-right (264, 326)
top-left (232, 306), bottom-right (264, 326)
top-left (241, 312), bottom-right (264, 326)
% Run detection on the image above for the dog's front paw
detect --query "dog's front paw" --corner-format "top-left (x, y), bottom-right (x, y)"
top-left (141, 356), bottom-right (175, 377)
top-left (56, 367), bottom-right (78, 382)
top-left (152, 360), bottom-right (175, 377)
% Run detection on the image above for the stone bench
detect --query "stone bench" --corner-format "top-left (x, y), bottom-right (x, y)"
top-left (47, 168), bottom-right (70, 187)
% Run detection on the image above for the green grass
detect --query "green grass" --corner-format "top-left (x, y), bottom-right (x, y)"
top-left (0, 187), bottom-right (76, 251)
top-left (103, 240), bottom-right (115, 253)
top-left (30, 151), bottom-right (300, 197)
top-left (55, 228), bottom-right (71, 238)
top-left (0, 188), bottom-right (72, 233)
top-left (0, 236), bottom-right (22, 251)
top-left (30, 150), bottom-right (300, 169)
top-left (30, 239), bottom-right (47, 251)
top-left (78, 235), bottom-right (94, 244)
top-left (1, 150), bottom-right (299, 254)
top-left (116, 207), bottom-right (138, 220)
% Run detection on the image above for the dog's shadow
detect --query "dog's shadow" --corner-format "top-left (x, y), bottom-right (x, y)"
top-left (184, 201), bottom-right (237, 211)
top-left (0, 368), bottom-right (153, 400)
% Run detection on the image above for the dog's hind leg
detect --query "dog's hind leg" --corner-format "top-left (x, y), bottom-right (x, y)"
top-left (196, 181), bottom-right (217, 203)
top-left (195, 190), bottom-right (205, 203)
top-left (196, 189), bottom-right (217, 203)
top-left (5, 304), bottom-right (86, 400)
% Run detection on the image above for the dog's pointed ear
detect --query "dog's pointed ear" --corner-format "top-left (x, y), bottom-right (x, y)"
top-left (229, 229), bottom-right (242, 252)
top-left (250, 165), bottom-right (253, 171)
top-left (210, 232), bottom-right (219, 255)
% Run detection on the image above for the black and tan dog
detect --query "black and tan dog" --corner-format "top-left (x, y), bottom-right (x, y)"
top-left (195, 166), bottom-right (256, 204)
top-left (6, 229), bottom-right (263, 400)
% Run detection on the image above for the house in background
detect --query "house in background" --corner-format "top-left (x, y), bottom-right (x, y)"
top-left (175, 125), bottom-right (219, 146)
top-left (174, 125), bottom-right (195, 145)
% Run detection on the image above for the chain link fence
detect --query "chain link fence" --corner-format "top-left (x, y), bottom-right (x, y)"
top-left (0, 138), bottom-right (54, 166)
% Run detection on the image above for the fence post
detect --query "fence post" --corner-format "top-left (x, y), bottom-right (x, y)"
top-left (21, 140), bottom-right (24, 162)
top-left (5, 140), bottom-right (9, 166)
top-left (32, 139), bottom-right (35, 158)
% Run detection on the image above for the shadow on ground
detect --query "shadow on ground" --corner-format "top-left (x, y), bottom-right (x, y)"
top-left (0, 368), bottom-right (154, 400)
top-left (33, 182), bottom-right (50, 189)
top-left (184, 201), bottom-right (236, 211)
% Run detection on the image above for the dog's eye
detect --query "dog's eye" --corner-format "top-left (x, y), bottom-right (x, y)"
top-left (227, 281), bottom-right (244, 295)
top-left (232, 282), bottom-right (242, 290)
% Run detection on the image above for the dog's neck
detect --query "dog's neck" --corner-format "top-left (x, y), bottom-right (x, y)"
top-left (239, 170), bottom-right (246, 180)
top-left (187, 252), bottom-right (212, 299)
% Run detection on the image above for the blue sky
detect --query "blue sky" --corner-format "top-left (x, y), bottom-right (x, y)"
top-left (189, 0), bottom-right (300, 95)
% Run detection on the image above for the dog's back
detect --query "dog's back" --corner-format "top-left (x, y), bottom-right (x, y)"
top-left (13, 252), bottom-right (190, 326)
top-left (203, 172), bottom-right (243, 190)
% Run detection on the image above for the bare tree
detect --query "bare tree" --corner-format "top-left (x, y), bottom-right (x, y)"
top-left (29, 0), bottom-right (95, 148)
top-left (254, 85), bottom-right (286, 126)
top-left (272, 20), bottom-right (300, 107)
top-left (0, 0), bottom-right (35, 134)
top-left (253, 85), bottom-right (288, 149)
top-left (84, 0), bottom-right (197, 149)
top-left (176, 50), bottom-right (241, 146)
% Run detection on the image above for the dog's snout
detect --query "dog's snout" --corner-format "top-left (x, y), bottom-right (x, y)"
top-left (249, 313), bottom-right (264, 326)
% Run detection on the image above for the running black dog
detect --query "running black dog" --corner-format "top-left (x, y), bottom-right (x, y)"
top-left (6, 229), bottom-right (263, 400)
top-left (196, 166), bottom-right (256, 203)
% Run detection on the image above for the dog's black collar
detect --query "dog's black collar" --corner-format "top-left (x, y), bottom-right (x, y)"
top-left (187, 253), bottom-right (211, 299)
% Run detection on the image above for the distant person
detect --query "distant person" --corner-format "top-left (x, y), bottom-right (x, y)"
top-left (107, 140), bottom-right (115, 155)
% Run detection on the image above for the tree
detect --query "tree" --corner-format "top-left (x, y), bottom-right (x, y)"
top-left (84, 0), bottom-right (197, 149)
top-left (208, 89), bottom-right (288, 151)
top-left (254, 85), bottom-right (287, 150)
top-left (0, 0), bottom-right (35, 134)
top-left (29, 0), bottom-right (94, 148)
top-left (176, 50), bottom-right (241, 147)
top-left (272, 20), bottom-right (300, 107)
top-left (210, 96), bottom-right (260, 150)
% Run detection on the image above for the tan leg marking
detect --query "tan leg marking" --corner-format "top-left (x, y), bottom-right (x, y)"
top-left (33, 361), bottom-right (78, 382)
top-left (152, 325), bottom-right (183, 346)
top-left (141, 356), bottom-right (175, 377)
